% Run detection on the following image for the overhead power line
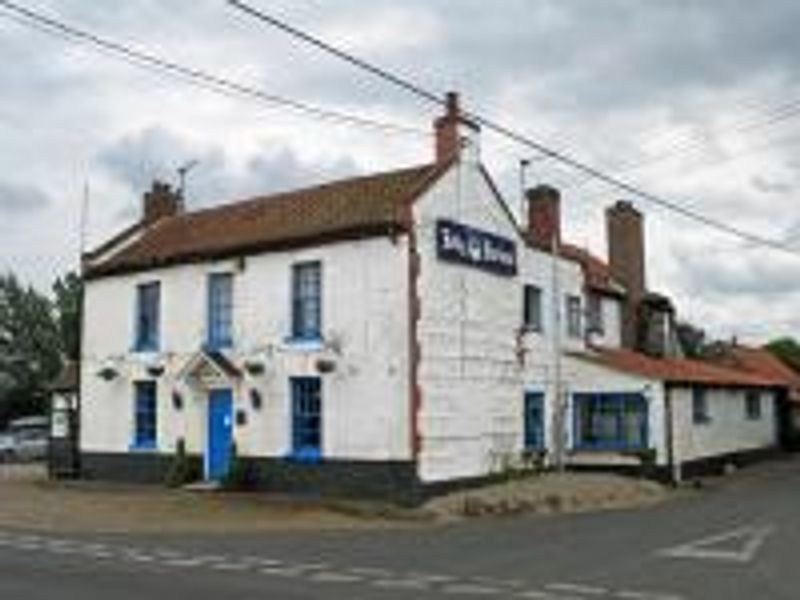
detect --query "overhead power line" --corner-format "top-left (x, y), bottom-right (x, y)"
top-left (0, 0), bottom-right (429, 138)
top-left (559, 99), bottom-right (800, 193)
top-left (228, 0), bottom-right (800, 258)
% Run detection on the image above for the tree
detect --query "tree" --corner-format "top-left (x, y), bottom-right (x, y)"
top-left (676, 320), bottom-right (707, 359)
top-left (0, 273), bottom-right (62, 426)
top-left (53, 271), bottom-right (82, 362)
top-left (765, 337), bottom-right (800, 373)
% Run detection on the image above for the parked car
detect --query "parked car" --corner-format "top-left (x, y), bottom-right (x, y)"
top-left (0, 432), bottom-right (14, 462)
top-left (7, 416), bottom-right (48, 462)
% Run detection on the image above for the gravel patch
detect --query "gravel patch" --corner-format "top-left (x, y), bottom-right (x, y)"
top-left (424, 472), bottom-right (668, 520)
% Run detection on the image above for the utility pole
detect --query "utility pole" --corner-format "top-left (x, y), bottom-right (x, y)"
top-left (551, 229), bottom-right (565, 471)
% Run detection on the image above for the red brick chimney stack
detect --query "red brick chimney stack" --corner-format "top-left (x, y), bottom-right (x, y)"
top-left (526, 184), bottom-right (562, 250)
top-left (143, 180), bottom-right (182, 224)
top-left (434, 92), bottom-right (462, 164)
top-left (607, 200), bottom-right (645, 349)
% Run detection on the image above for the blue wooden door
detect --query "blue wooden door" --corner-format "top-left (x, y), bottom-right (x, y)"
top-left (207, 389), bottom-right (233, 480)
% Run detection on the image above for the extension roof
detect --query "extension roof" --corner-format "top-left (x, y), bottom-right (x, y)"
top-left (707, 344), bottom-right (800, 403)
top-left (570, 347), bottom-right (781, 388)
top-left (559, 243), bottom-right (627, 297)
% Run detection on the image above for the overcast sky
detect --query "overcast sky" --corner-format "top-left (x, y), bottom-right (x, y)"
top-left (2, 0), bottom-right (800, 343)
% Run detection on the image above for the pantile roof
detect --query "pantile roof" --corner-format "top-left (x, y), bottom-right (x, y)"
top-left (86, 162), bottom-right (449, 278)
top-left (559, 243), bottom-right (626, 297)
top-left (571, 347), bottom-right (781, 387)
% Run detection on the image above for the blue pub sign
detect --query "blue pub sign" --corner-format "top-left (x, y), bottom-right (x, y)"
top-left (435, 219), bottom-right (517, 276)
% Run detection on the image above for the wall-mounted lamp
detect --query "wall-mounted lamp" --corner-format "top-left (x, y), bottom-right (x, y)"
top-left (147, 364), bottom-right (165, 378)
top-left (244, 360), bottom-right (266, 376)
top-left (97, 366), bottom-right (118, 381)
top-left (315, 358), bottom-right (336, 374)
top-left (250, 388), bottom-right (263, 411)
top-left (172, 391), bottom-right (184, 411)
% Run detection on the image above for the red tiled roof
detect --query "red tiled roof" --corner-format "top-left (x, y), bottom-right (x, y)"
top-left (708, 345), bottom-right (800, 403)
top-left (86, 163), bottom-right (449, 278)
top-left (571, 347), bottom-right (781, 387)
top-left (559, 243), bottom-right (626, 297)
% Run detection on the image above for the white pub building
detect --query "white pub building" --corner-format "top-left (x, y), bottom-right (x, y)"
top-left (80, 94), bottom-right (780, 501)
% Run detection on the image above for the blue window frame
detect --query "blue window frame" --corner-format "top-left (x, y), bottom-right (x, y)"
top-left (524, 392), bottom-right (545, 450)
top-left (566, 295), bottom-right (582, 339)
top-left (207, 273), bottom-right (233, 349)
top-left (523, 285), bottom-right (543, 332)
top-left (692, 387), bottom-right (710, 424)
top-left (134, 282), bottom-right (160, 351)
top-left (291, 262), bottom-right (322, 340)
top-left (291, 377), bottom-right (322, 461)
top-left (573, 393), bottom-right (648, 450)
top-left (133, 381), bottom-right (157, 449)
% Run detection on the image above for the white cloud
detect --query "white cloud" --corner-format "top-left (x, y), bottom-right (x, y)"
top-left (3, 0), bottom-right (800, 342)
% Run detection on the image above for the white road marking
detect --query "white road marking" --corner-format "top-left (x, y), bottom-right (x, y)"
top-left (470, 576), bottom-right (527, 588)
top-left (442, 582), bottom-right (501, 595)
top-left (260, 566), bottom-right (304, 577)
top-left (308, 571), bottom-right (363, 583)
top-left (658, 524), bottom-right (774, 564)
top-left (404, 571), bottom-right (457, 583)
top-left (165, 558), bottom-right (211, 568)
top-left (373, 578), bottom-right (432, 590)
top-left (0, 531), bottom-right (689, 600)
top-left (210, 562), bottom-right (250, 571)
top-left (546, 582), bottom-right (609, 595)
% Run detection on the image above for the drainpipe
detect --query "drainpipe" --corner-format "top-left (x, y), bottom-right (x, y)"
top-left (664, 384), bottom-right (681, 485)
top-left (551, 232), bottom-right (565, 471)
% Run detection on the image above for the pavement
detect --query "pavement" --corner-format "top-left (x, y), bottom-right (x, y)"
top-left (2, 455), bottom-right (800, 599)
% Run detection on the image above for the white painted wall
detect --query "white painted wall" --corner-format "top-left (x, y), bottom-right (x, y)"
top-left (670, 386), bottom-right (777, 464)
top-left (413, 157), bottom-right (588, 482)
top-left (588, 296), bottom-right (623, 349)
top-left (80, 235), bottom-right (412, 463)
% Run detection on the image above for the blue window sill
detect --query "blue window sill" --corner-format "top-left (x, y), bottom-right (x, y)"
top-left (284, 336), bottom-right (324, 350)
top-left (204, 341), bottom-right (233, 352)
top-left (287, 448), bottom-right (322, 463)
top-left (129, 441), bottom-right (157, 452)
top-left (132, 345), bottom-right (159, 354)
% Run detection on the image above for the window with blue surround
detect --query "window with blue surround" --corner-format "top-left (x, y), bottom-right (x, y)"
top-left (692, 387), bottom-right (710, 424)
top-left (291, 377), bottom-right (322, 461)
top-left (133, 381), bottom-right (157, 449)
top-left (523, 285), bottom-right (543, 332)
top-left (745, 390), bottom-right (762, 420)
top-left (134, 282), bottom-right (160, 351)
top-left (291, 261), bottom-right (322, 340)
top-left (524, 392), bottom-right (545, 450)
top-left (587, 294), bottom-right (604, 335)
top-left (574, 393), bottom-right (648, 450)
top-left (207, 273), bottom-right (233, 349)
top-left (566, 295), bottom-right (583, 339)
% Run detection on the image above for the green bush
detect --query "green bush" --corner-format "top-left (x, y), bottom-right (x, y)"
top-left (221, 442), bottom-right (255, 491)
top-left (164, 438), bottom-right (200, 487)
